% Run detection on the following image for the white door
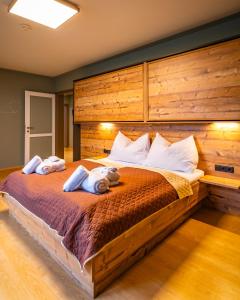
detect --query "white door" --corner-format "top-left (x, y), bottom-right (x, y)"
top-left (25, 91), bottom-right (55, 164)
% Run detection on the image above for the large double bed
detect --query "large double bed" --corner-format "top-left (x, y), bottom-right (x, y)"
top-left (0, 158), bottom-right (207, 297)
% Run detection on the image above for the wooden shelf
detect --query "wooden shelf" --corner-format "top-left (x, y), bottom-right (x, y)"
top-left (200, 175), bottom-right (240, 190)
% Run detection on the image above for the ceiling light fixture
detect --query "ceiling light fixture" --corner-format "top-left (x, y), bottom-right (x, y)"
top-left (9, 0), bottom-right (79, 29)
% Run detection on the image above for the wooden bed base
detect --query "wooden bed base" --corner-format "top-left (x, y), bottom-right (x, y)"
top-left (1, 182), bottom-right (207, 298)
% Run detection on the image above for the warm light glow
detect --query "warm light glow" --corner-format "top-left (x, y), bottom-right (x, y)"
top-left (100, 123), bottom-right (114, 130)
top-left (214, 122), bottom-right (239, 130)
top-left (9, 0), bottom-right (79, 29)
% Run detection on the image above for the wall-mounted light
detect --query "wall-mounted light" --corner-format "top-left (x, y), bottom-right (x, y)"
top-left (9, 0), bottom-right (79, 29)
top-left (100, 123), bottom-right (114, 130)
top-left (213, 122), bottom-right (239, 130)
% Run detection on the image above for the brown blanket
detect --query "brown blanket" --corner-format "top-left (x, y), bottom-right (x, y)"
top-left (0, 160), bottom-right (178, 266)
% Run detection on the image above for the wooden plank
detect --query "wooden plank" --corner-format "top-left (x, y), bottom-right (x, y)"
top-left (91, 182), bottom-right (207, 296)
top-left (80, 122), bottom-right (240, 179)
top-left (74, 39), bottom-right (240, 124)
top-left (74, 65), bottom-right (144, 122)
top-left (206, 185), bottom-right (240, 215)
top-left (94, 202), bottom-right (202, 296)
top-left (148, 38), bottom-right (240, 121)
top-left (2, 194), bottom-right (94, 297)
top-left (92, 182), bottom-right (200, 279)
top-left (200, 175), bottom-right (240, 189)
top-left (143, 62), bottom-right (148, 122)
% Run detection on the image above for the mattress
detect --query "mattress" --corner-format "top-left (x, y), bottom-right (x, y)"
top-left (88, 158), bottom-right (204, 184)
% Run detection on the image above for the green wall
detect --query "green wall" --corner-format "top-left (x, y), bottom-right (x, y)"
top-left (0, 68), bottom-right (54, 168)
top-left (55, 13), bottom-right (240, 92)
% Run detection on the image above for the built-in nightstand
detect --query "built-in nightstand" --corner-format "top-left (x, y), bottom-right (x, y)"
top-left (200, 175), bottom-right (240, 215)
top-left (200, 175), bottom-right (240, 190)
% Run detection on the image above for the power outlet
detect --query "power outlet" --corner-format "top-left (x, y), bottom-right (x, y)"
top-left (215, 164), bottom-right (234, 173)
top-left (103, 148), bottom-right (111, 154)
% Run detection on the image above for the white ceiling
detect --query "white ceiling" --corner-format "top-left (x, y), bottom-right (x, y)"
top-left (0, 0), bottom-right (240, 77)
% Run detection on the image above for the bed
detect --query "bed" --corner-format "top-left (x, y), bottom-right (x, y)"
top-left (0, 158), bottom-right (208, 297)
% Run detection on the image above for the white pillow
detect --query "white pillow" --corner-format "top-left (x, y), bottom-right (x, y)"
top-left (109, 131), bottom-right (150, 164)
top-left (144, 133), bottom-right (199, 173)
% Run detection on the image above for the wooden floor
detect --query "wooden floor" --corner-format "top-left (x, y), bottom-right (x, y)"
top-left (0, 197), bottom-right (240, 300)
top-left (64, 147), bottom-right (73, 163)
top-left (0, 167), bottom-right (22, 182)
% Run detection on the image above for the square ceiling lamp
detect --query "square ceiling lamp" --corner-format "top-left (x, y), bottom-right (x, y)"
top-left (9, 0), bottom-right (79, 29)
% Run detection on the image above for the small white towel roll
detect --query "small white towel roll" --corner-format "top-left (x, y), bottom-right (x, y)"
top-left (63, 165), bottom-right (89, 192)
top-left (36, 159), bottom-right (55, 175)
top-left (22, 155), bottom-right (42, 174)
top-left (52, 159), bottom-right (65, 172)
top-left (36, 158), bottom-right (66, 175)
top-left (91, 166), bottom-right (120, 186)
top-left (81, 173), bottom-right (109, 194)
top-left (48, 155), bottom-right (61, 162)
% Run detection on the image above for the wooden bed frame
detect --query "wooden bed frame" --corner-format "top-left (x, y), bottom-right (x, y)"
top-left (1, 181), bottom-right (208, 298)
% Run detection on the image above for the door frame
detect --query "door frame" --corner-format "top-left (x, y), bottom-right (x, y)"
top-left (25, 90), bottom-right (55, 164)
top-left (55, 90), bottom-right (75, 159)
top-left (64, 103), bottom-right (70, 147)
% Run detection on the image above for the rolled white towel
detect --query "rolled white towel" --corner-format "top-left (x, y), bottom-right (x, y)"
top-left (81, 172), bottom-right (109, 194)
top-left (51, 159), bottom-right (65, 172)
top-left (36, 159), bottom-right (55, 175)
top-left (91, 166), bottom-right (120, 186)
top-left (22, 155), bottom-right (42, 174)
top-left (48, 155), bottom-right (61, 162)
top-left (36, 158), bottom-right (66, 175)
top-left (63, 165), bottom-right (89, 192)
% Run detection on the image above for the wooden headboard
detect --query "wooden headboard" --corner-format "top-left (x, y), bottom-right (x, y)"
top-left (81, 122), bottom-right (240, 179)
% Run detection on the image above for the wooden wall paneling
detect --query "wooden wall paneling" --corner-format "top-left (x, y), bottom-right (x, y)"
top-left (80, 122), bottom-right (240, 179)
top-left (143, 62), bottom-right (149, 122)
top-left (148, 38), bottom-right (240, 121)
top-left (206, 186), bottom-right (240, 215)
top-left (74, 38), bottom-right (240, 123)
top-left (74, 65), bottom-right (144, 122)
